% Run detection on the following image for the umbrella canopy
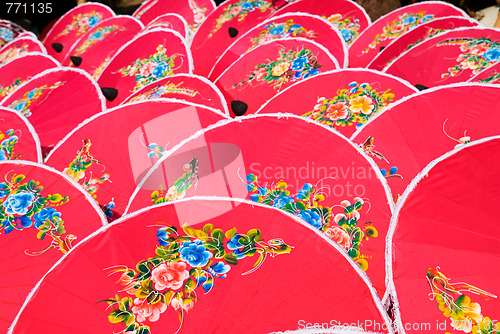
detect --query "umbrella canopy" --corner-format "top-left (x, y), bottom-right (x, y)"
top-left (0, 107), bottom-right (42, 163)
top-left (0, 160), bottom-right (106, 333)
top-left (126, 114), bottom-right (393, 295)
top-left (8, 197), bottom-right (393, 334)
top-left (209, 12), bottom-right (348, 80)
top-left (273, 0), bottom-right (371, 46)
top-left (349, 1), bottom-right (467, 68)
top-left (0, 53), bottom-right (59, 99)
top-left (368, 16), bottom-right (479, 71)
top-left (0, 19), bottom-right (26, 48)
top-left (143, 13), bottom-right (189, 40)
top-left (45, 99), bottom-right (228, 221)
top-left (350, 83), bottom-right (500, 200)
top-left (0, 35), bottom-right (46, 65)
top-left (96, 27), bottom-right (193, 108)
top-left (0, 67), bottom-right (106, 156)
top-left (62, 15), bottom-right (144, 73)
top-left (386, 136), bottom-right (500, 334)
top-left (384, 27), bottom-right (500, 88)
top-left (120, 73), bottom-right (230, 115)
top-left (256, 68), bottom-right (417, 137)
top-left (466, 60), bottom-right (500, 84)
top-left (214, 37), bottom-right (340, 117)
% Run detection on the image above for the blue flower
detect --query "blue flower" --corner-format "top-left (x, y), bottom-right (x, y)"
top-left (13, 101), bottom-right (27, 112)
top-left (180, 240), bottom-right (213, 267)
top-left (241, 2), bottom-right (255, 10)
top-left (380, 168), bottom-right (387, 176)
top-left (246, 174), bottom-right (256, 182)
top-left (0, 27), bottom-right (14, 41)
top-left (210, 261), bottom-right (231, 276)
top-left (156, 227), bottom-right (172, 246)
top-left (1, 136), bottom-right (17, 147)
top-left (92, 31), bottom-right (103, 40)
top-left (296, 183), bottom-right (312, 199)
top-left (6, 129), bottom-right (14, 136)
top-left (1, 221), bottom-right (14, 234)
top-left (257, 187), bottom-right (268, 195)
top-left (303, 68), bottom-right (319, 78)
top-left (27, 88), bottom-right (38, 99)
top-left (0, 182), bottom-right (8, 197)
top-left (341, 29), bottom-right (353, 42)
top-left (273, 195), bottom-right (293, 209)
top-left (298, 209), bottom-right (322, 229)
top-left (13, 215), bottom-right (32, 229)
top-left (348, 81), bottom-right (357, 87)
top-left (419, 14), bottom-right (434, 23)
top-left (291, 56), bottom-right (307, 71)
top-left (249, 193), bottom-right (260, 202)
top-left (289, 24), bottom-right (301, 35)
top-left (269, 25), bottom-right (285, 35)
top-left (403, 15), bottom-right (417, 25)
top-left (33, 207), bottom-right (61, 229)
top-left (152, 62), bottom-right (169, 79)
top-left (88, 15), bottom-right (99, 27)
top-left (483, 48), bottom-right (500, 62)
top-left (0, 150), bottom-right (7, 161)
top-left (227, 234), bottom-right (244, 250)
top-left (389, 166), bottom-right (398, 175)
top-left (3, 191), bottom-right (35, 215)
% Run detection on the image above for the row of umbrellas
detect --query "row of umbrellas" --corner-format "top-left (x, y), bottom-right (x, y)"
top-left (0, 0), bottom-right (499, 333)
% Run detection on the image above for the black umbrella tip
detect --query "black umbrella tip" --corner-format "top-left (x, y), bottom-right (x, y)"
top-left (70, 56), bottom-right (82, 67)
top-left (231, 100), bottom-right (248, 116)
top-left (415, 84), bottom-right (429, 91)
top-left (101, 87), bottom-right (118, 102)
top-left (228, 27), bottom-right (239, 38)
top-left (51, 43), bottom-right (63, 53)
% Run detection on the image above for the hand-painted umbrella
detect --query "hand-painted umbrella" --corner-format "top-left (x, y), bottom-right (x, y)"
top-left (44, 99), bottom-right (228, 221)
top-left (0, 53), bottom-right (59, 99)
top-left (126, 114), bottom-right (393, 295)
top-left (42, 2), bottom-right (115, 62)
top-left (466, 60), bottom-right (500, 84)
top-left (386, 136), bottom-right (500, 334)
top-left (143, 13), bottom-right (189, 40)
top-left (214, 38), bottom-right (340, 117)
top-left (384, 27), bottom-right (500, 88)
top-left (0, 67), bottom-right (106, 156)
top-left (368, 16), bottom-right (479, 71)
top-left (0, 35), bottom-right (46, 65)
top-left (0, 107), bottom-right (42, 163)
top-left (120, 73), bottom-right (230, 115)
top-left (0, 19), bottom-right (26, 48)
top-left (209, 12), bottom-right (348, 80)
top-left (272, 0), bottom-right (371, 46)
top-left (350, 83), bottom-right (500, 200)
top-left (348, 1), bottom-right (467, 68)
top-left (8, 197), bottom-right (394, 334)
top-left (0, 160), bottom-right (106, 333)
top-left (256, 68), bottom-right (417, 137)
top-left (62, 15), bottom-right (144, 73)
top-left (190, 0), bottom-right (287, 76)
top-left (96, 27), bottom-right (193, 108)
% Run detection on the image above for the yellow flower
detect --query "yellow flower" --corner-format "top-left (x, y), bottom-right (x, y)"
top-left (271, 62), bottom-right (290, 76)
top-left (349, 95), bottom-right (374, 115)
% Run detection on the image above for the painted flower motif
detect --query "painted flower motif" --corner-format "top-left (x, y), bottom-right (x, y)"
top-left (78, 16), bottom-right (90, 28)
top-left (151, 261), bottom-right (189, 291)
top-left (482, 48), bottom-right (500, 62)
top-left (298, 209), bottom-right (322, 229)
top-left (470, 43), bottom-right (489, 55)
top-left (139, 62), bottom-right (156, 77)
top-left (3, 190), bottom-right (35, 215)
top-left (132, 298), bottom-right (167, 323)
top-left (291, 56), bottom-right (307, 71)
top-left (152, 62), bottom-right (169, 79)
top-left (0, 150), bottom-right (6, 161)
top-left (325, 102), bottom-right (348, 121)
top-left (88, 15), bottom-right (99, 27)
top-left (33, 207), bottom-right (61, 228)
top-left (271, 62), bottom-right (290, 76)
top-left (116, 272), bottom-right (137, 295)
top-left (179, 239), bottom-right (213, 267)
top-left (273, 195), bottom-right (293, 209)
top-left (325, 226), bottom-right (351, 249)
top-left (349, 95), bottom-right (374, 115)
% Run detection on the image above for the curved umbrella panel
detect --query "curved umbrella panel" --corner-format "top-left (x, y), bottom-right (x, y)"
top-left (9, 198), bottom-right (393, 334)
top-left (214, 38), bottom-right (340, 117)
top-left (45, 99), bottom-right (228, 221)
top-left (0, 19), bottom-right (26, 48)
top-left (256, 68), bottom-right (417, 138)
top-left (384, 27), bottom-right (500, 88)
top-left (0, 160), bottom-right (106, 333)
top-left (367, 16), bottom-right (479, 71)
top-left (126, 114), bottom-right (393, 296)
top-left (349, 1), bottom-right (468, 68)
top-left (0, 37), bottom-right (46, 65)
top-left (467, 60), bottom-right (500, 84)
top-left (42, 2), bottom-right (115, 61)
top-left (143, 13), bottom-right (189, 40)
top-left (350, 83), bottom-right (500, 199)
top-left (209, 13), bottom-right (348, 80)
top-left (387, 137), bottom-right (500, 334)
top-left (0, 67), bottom-right (106, 156)
top-left (97, 28), bottom-right (193, 108)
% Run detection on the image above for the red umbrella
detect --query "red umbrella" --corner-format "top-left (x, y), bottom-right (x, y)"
top-left (0, 67), bottom-right (106, 156)
top-left (256, 68), bottom-right (417, 137)
top-left (0, 35), bottom-right (46, 65)
top-left (42, 2), bottom-right (115, 62)
top-left (209, 12), bottom-right (348, 80)
top-left (143, 13), bottom-right (189, 40)
top-left (368, 16), bottom-right (479, 71)
top-left (0, 19), bottom-right (26, 48)
top-left (384, 27), bottom-right (500, 88)
top-left (120, 73), bottom-right (230, 115)
top-left (214, 38), bottom-right (340, 117)
top-left (126, 114), bottom-right (393, 295)
top-left (349, 1), bottom-right (467, 68)
top-left (96, 27), bottom-right (193, 108)
top-left (466, 60), bottom-right (500, 84)
top-left (8, 197), bottom-right (394, 334)
top-left (0, 53), bottom-right (59, 99)
top-left (386, 136), bottom-right (500, 334)
top-left (62, 15), bottom-right (144, 73)
top-left (350, 83), bottom-right (500, 200)
top-left (0, 107), bottom-right (42, 163)
top-left (45, 99), bottom-right (228, 221)
top-left (0, 160), bottom-right (106, 333)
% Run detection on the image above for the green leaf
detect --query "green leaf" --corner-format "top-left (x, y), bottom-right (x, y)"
top-left (108, 310), bottom-right (134, 325)
top-left (224, 252), bottom-right (238, 265)
top-left (225, 227), bottom-right (237, 240)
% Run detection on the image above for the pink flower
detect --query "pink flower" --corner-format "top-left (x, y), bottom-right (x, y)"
top-left (116, 272), bottom-right (137, 295)
top-left (139, 62), bottom-right (156, 77)
top-left (313, 97), bottom-right (326, 110)
top-left (460, 59), bottom-right (478, 71)
top-left (470, 43), bottom-right (488, 55)
top-left (151, 262), bottom-right (189, 291)
top-left (325, 102), bottom-right (348, 121)
top-left (391, 23), bottom-right (404, 34)
top-left (325, 227), bottom-right (352, 249)
top-left (171, 295), bottom-right (194, 312)
top-left (194, 12), bottom-right (205, 24)
top-left (78, 16), bottom-right (89, 28)
top-left (255, 67), bottom-right (267, 81)
top-left (132, 298), bottom-right (167, 323)
top-left (229, 6), bottom-right (241, 15)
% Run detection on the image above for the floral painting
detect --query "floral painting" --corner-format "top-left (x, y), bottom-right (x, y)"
top-left (0, 128), bottom-right (21, 161)
top-left (151, 158), bottom-right (199, 204)
top-left (100, 222), bottom-right (292, 333)
top-left (209, 0), bottom-right (273, 38)
top-left (0, 171), bottom-right (75, 255)
top-left (117, 45), bottom-right (181, 92)
top-left (0, 43), bottom-right (30, 64)
top-left (187, 0), bottom-right (209, 37)
top-left (0, 78), bottom-right (27, 98)
top-left (325, 14), bottom-right (361, 45)
top-left (54, 11), bottom-right (103, 40)
top-left (438, 37), bottom-right (500, 78)
top-left (427, 268), bottom-right (498, 333)
top-left (74, 25), bottom-right (127, 56)
top-left (479, 71), bottom-right (500, 84)
top-left (245, 174), bottom-right (378, 271)
top-left (91, 56), bottom-right (111, 80)
top-left (302, 81), bottom-right (394, 129)
top-left (248, 19), bottom-right (317, 50)
top-left (7, 81), bottom-right (65, 117)
top-left (127, 81), bottom-right (199, 103)
top-left (231, 47), bottom-right (322, 92)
